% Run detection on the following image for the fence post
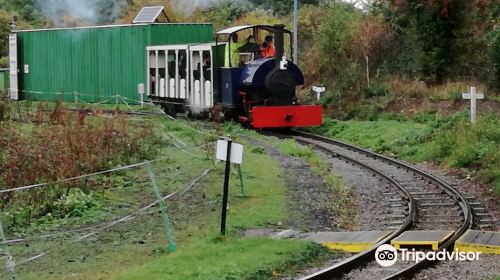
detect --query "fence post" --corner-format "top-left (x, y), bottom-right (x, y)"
top-left (145, 163), bottom-right (176, 253)
top-left (0, 219), bottom-right (16, 280)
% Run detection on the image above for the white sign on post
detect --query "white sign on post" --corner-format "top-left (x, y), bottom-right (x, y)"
top-left (462, 86), bottom-right (484, 124)
top-left (312, 85), bottom-right (326, 101)
top-left (137, 83), bottom-right (145, 108)
top-left (216, 140), bottom-right (243, 164)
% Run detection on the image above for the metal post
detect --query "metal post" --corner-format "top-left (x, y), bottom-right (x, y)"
top-left (237, 164), bottom-right (244, 196)
top-left (145, 163), bottom-right (176, 253)
top-left (0, 219), bottom-right (16, 280)
top-left (293, 0), bottom-right (298, 64)
top-left (470, 86), bottom-right (476, 124)
top-left (220, 138), bottom-right (232, 235)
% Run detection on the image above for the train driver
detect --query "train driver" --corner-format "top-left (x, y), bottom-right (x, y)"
top-left (225, 33), bottom-right (245, 67)
top-left (261, 35), bottom-right (276, 58)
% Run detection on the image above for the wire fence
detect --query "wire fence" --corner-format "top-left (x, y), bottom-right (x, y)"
top-left (0, 156), bottom-right (214, 279)
top-left (0, 98), bottom-right (222, 279)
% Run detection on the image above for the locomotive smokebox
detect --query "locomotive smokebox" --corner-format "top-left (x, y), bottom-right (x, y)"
top-left (274, 24), bottom-right (285, 68)
top-left (263, 24), bottom-right (294, 105)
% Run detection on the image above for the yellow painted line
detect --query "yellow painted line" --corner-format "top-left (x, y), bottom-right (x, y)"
top-left (391, 231), bottom-right (454, 251)
top-left (392, 240), bottom-right (440, 250)
top-left (321, 242), bottom-right (373, 253)
top-left (454, 243), bottom-right (500, 254)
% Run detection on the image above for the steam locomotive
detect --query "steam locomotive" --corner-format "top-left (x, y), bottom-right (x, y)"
top-left (148, 24), bottom-right (322, 128)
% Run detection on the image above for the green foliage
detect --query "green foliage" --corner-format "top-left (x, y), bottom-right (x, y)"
top-left (384, 0), bottom-right (492, 85)
top-left (0, 56), bottom-right (7, 67)
top-left (250, 0), bottom-right (320, 15)
top-left (51, 188), bottom-right (100, 218)
top-left (343, 101), bottom-right (385, 121)
top-left (316, 112), bottom-right (500, 194)
top-left (487, 29), bottom-right (500, 90)
top-left (114, 238), bottom-right (335, 280)
top-left (363, 83), bottom-right (390, 98)
top-left (0, 102), bottom-right (163, 226)
top-left (191, 1), bottom-right (250, 30)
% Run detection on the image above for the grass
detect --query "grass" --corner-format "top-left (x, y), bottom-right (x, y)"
top-left (309, 111), bottom-right (500, 195)
top-left (312, 118), bottom-right (429, 154)
top-left (115, 238), bottom-right (330, 280)
top-left (109, 125), bottom-right (339, 280)
top-left (2, 107), bottom-right (340, 280)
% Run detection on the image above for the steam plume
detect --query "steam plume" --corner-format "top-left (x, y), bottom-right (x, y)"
top-left (34, 0), bottom-right (128, 27)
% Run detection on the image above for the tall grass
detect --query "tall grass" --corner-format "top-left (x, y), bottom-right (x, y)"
top-left (0, 100), bottom-right (162, 225)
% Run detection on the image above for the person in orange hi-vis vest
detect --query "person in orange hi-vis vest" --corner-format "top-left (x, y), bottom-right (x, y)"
top-left (261, 35), bottom-right (276, 58)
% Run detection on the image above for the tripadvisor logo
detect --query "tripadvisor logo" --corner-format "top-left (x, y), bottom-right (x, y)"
top-left (375, 244), bottom-right (481, 267)
top-left (375, 244), bottom-right (398, 267)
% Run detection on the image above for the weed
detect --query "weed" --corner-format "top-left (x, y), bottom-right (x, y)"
top-left (0, 101), bottom-right (163, 226)
top-left (362, 83), bottom-right (390, 98)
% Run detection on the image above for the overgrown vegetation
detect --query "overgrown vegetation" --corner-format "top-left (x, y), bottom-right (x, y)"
top-left (0, 101), bottom-right (342, 279)
top-left (0, 98), bottom-right (162, 227)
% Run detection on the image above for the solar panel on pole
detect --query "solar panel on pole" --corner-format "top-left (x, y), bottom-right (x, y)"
top-left (133, 6), bottom-right (164, 23)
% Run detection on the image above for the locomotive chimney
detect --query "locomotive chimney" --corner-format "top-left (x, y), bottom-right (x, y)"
top-left (274, 24), bottom-right (285, 69)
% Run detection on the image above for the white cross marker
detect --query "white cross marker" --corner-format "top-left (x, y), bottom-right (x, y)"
top-left (462, 86), bottom-right (484, 124)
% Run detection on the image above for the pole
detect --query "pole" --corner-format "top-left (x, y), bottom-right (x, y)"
top-left (470, 86), bottom-right (476, 124)
top-left (237, 164), bottom-right (244, 196)
top-left (0, 219), bottom-right (16, 280)
top-left (293, 0), bottom-right (298, 64)
top-left (145, 163), bottom-right (176, 253)
top-left (220, 138), bottom-right (232, 235)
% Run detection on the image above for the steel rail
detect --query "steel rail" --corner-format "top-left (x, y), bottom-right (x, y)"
top-left (291, 130), bottom-right (473, 280)
top-left (295, 138), bottom-right (415, 280)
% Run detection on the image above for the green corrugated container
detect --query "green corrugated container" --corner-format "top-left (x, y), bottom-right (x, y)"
top-left (15, 23), bottom-right (213, 102)
top-left (0, 69), bottom-right (9, 92)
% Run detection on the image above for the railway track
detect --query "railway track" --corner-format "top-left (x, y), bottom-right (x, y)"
top-left (275, 130), bottom-right (473, 280)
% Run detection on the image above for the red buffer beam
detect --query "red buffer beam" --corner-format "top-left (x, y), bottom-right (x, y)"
top-left (251, 105), bottom-right (323, 128)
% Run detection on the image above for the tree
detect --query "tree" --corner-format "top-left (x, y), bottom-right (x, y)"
top-left (353, 16), bottom-right (389, 85)
top-left (488, 29), bottom-right (500, 90)
top-left (387, 0), bottom-right (475, 84)
top-left (249, 0), bottom-right (321, 15)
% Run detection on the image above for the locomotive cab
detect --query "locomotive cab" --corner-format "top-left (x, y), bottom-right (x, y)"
top-left (215, 24), bottom-right (322, 128)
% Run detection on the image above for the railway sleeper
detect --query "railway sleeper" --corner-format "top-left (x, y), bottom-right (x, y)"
top-left (423, 213), bottom-right (464, 218)
top-left (409, 191), bottom-right (444, 195)
top-left (474, 212), bottom-right (491, 217)
top-left (418, 206), bottom-right (461, 212)
top-left (478, 224), bottom-right (495, 230)
top-left (418, 202), bottom-right (457, 207)
top-left (386, 214), bottom-right (407, 218)
top-left (418, 218), bottom-right (463, 223)
top-left (387, 198), bottom-right (405, 202)
top-left (382, 192), bottom-right (397, 196)
top-left (478, 218), bottom-right (497, 223)
top-left (415, 197), bottom-right (456, 201)
top-left (468, 202), bottom-right (483, 206)
top-left (389, 204), bottom-right (409, 208)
